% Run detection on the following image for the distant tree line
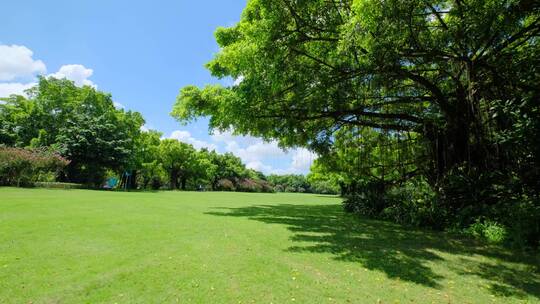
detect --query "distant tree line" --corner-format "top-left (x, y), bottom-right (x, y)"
top-left (0, 77), bottom-right (334, 194)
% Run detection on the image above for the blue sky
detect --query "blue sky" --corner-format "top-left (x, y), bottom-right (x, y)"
top-left (0, 0), bottom-right (316, 174)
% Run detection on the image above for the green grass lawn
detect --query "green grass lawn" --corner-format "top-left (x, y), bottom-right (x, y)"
top-left (0, 188), bottom-right (538, 303)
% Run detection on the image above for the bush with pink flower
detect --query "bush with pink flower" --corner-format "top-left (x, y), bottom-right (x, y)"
top-left (0, 147), bottom-right (70, 187)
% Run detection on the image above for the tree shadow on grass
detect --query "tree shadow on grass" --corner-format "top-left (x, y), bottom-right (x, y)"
top-left (451, 257), bottom-right (540, 299)
top-left (206, 203), bottom-right (540, 298)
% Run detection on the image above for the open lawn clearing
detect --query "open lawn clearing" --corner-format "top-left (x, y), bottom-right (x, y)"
top-left (0, 188), bottom-right (538, 303)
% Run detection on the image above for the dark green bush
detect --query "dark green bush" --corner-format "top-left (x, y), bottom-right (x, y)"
top-left (438, 167), bottom-right (540, 249)
top-left (466, 220), bottom-right (507, 244)
top-left (34, 182), bottom-right (83, 189)
top-left (343, 178), bottom-right (441, 228)
top-left (508, 197), bottom-right (540, 249)
top-left (309, 180), bottom-right (340, 195)
top-left (343, 169), bottom-right (540, 249)
top-left (150, 176), bottom-right (164, 190)
top-left (484, 195), bottom-right (540, 249)
top-left (381, 180), bottom-right (442, 228)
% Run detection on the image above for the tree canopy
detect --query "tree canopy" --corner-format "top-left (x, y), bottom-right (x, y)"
top-left (173, 0), bottom-right (539, 178)
top-left (0, 77), bottom-right (144, 185)
top-left (172, 0), bottom-right (540, 247)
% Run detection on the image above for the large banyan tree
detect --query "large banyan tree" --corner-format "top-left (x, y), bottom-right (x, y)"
top-left (173, 0), bottom-right (539, 200)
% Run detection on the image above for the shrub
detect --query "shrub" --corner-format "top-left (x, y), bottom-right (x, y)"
top-left (342, 181), bottom-right (387, 216)
top-left (343, 178), bottom-right (442, 228)
top-left (236, 178), bottom-right (274, 193)
top-left (487, 194), bottom-right (540, 249)
top-left (216, 179), bottom-right (235, 191)
top-left (439, 167), bottom-right (540, 249)
top-left (34, 182), bottom-right (83, 190)
top-left (382, 179), bottom-right (442, 228)
top-left (274, 184), bottom-right (285, 192)
top-left (236, 178), bottom-right (262, 192)
top-left (467, 220), bottom-right (507, 244)
top-left (0, 147), bottom-right (69, 187)
top-left (343, 170), bottom-right (540, 249)
top-left (150, 176), bottom-right (164, 190)
top-left (310, 180), bottom-right (340, 195)
top-left (284, 186), bottom-right (296, 193)
top-left (507, 197), bottom-right (540, 249)
top-left (257, 179), bottom-right (275, 193)
top-left (267, 174), bottom-right (311, 193)
top-left (35, 172), bottom-right (57, 183)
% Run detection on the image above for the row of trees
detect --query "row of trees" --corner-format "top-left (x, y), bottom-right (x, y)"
top-left (0, 77), bottom-right (250, 190)
top-left (0, 77), bottom-right (144, 186)
top-left (137, 133), bottom-right (268, 191)
top-left (172, 0), bottom-right (539, 248)
top-left (139, 140), bottom-right (339, 192)
top-left (268, 173), bottom-right (340, 194)
top-left (0, 77), bottom-right (335, 193)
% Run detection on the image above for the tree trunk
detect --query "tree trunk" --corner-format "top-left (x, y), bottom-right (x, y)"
top-left (170, 170), bottom-right (178, 189)
top-left (212, 178), bottom-right (218, 191)
top-left (143, 177), bottom-right (150, 189)
top-left (424, 100), bottom-right (476, 183)
top-left (129, 170), bottom-right (138, 189)
top-left (181, 176), bottom-right (187, 190)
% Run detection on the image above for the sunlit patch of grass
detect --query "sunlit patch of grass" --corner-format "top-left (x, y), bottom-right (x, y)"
top-left (0, 188), bottom-right (538, 303)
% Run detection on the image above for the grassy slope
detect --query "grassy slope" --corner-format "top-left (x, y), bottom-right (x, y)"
top-left (0, 188), bottom-right (538, 304)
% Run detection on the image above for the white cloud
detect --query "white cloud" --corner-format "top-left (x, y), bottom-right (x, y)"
top-left (211, 130), bottom-right (235, 142)
top-left (48, 64), bottom-right (95, 88)
top-left (212, 130), bottom-right (272, 148)
top-left (0, 82), bottom-right (36, 97)
top-left (0, 44), bottom-right (44, 97)
top-left (0, 45), bottom-right (98, 98)
top-left (213, 130), bottom-right (287, 163)
top-left (225, 140), bottom-right (286, 164)
top-left (167, 130), bottom-right (218, 151)
top-left (259, 149), bottom-right (317, 175)
top-left (210, 129), bottom-right (316, 175)
top-left (268, 168), bottom-right (295, 175)
top-left (140, 125), bottom-right (150, 132)
top-left (233, 75), bottom-right (244, 86)
top-left (0, 45), bottom-right (46, 81)
top-left (113, 101), bottom-right (125, 109)
top-left (212, 130), bottom-right (256, 146)
top-left (246, 141), bottom-right (285, 157)
top-left (291, 148), bottom-right (318, 172)
top-left (246, 161), bottom-right (273, 172)
top-left (0, 63), bottom-right (97, 97)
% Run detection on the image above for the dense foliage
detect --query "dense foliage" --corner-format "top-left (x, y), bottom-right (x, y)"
top-left (0, 147), bottom-right (69, 187)
top-left (267, 173), bottom-right (339, 194)
top-left (173, 0), bottom-right (540, 248)
top-left (267, 174), bottom-right (310, 193)
top-left (0, 77), bottom-right (144, 186)
top-left (0, 78), bottom-right (327, 193)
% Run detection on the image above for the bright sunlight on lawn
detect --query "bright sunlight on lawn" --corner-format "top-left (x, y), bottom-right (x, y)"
top-left (0, 188), bottom-right (538, 303)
